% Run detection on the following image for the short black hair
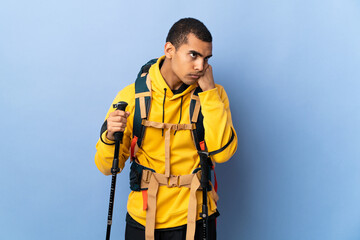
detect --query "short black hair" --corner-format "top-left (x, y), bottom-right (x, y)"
top-left (166, 18), bottom-right (212, 49)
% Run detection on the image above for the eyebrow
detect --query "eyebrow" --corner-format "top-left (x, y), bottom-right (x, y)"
top-left (189, 50), bottom-right (212, 59)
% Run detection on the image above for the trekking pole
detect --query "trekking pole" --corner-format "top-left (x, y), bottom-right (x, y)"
top-left (106, 101), bottom-right (128, 240)
top-left (199, 151), bottom-right (210, 240)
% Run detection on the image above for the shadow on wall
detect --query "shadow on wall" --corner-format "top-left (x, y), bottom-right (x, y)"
top-left (214, 76), bottom-right (254, 237)
top-left (211, 61), bottom-right (262, 238)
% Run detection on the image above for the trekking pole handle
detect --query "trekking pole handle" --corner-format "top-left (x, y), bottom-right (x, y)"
top-left (112, 101), bottom-right (128, 142)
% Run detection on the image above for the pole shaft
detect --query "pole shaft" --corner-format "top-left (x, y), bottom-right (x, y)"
top-left (104, 101), bottom-right (128, 240)
top-left (106, 173), bottom-right (117, 240)
top-left (106, 138), bottom-right (121, 240)
top-left (199, 152), bottom-right (209, 240)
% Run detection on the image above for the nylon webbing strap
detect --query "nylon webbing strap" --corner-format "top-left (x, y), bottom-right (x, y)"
top-left (142, 120), bottom-right (195, 177)
top-left (135, 92), bottom-right (151, 119)
top-left (164, 128), bottom-right (171, 177)
top-left (134, 69), bottom-right (153, 148)
top-left (142, 171), bottom-right (203, 240)
top-left (186, 174), bottom-right (201, 240)
top-left (130, 136), bottom-right (138, 161)
top-left (190, 87), bottom-right (205, 151)
top-left (208, 128), bottom-right (236, 156)
top-left (141, 120), bottom-right (195, 131)
top-left (190, 94), bottom-right (201, 123)
top-left (141, 171), bottom-right (195, 189)
top-left (145, 174), bottom-right (159, 240)
top-left (209, 181), bottom-right (219, 202)
top-left (190, 87), bottom-right (235, 156)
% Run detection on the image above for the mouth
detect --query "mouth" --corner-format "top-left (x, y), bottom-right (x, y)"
top-left (188, 74), bottom-right (202, 79)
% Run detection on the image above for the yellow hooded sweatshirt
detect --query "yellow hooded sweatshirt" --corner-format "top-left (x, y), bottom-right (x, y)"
top-left (95, 56), bottom-right (237, 229)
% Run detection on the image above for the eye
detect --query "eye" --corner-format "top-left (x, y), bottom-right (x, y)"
top-left (190, 52), bottom-right (197, 58)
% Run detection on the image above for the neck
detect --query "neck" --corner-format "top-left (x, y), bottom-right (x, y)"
top-left (160, 57), bottom-right (182, 90)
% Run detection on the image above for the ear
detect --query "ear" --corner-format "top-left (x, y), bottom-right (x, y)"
top-left (164, 42), bottom-right (175, 59)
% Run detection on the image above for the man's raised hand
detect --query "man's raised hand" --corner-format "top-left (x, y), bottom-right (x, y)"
top-left (197, 65), bottom-right (215, 92)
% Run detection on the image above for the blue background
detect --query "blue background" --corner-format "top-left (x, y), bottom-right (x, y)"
top-left (1, 0), bottom-right (360, 239)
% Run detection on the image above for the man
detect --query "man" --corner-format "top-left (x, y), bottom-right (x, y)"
top-left (95, 18), bottom-right (237, 240)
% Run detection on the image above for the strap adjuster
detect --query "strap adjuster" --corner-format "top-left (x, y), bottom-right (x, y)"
top-left (142, 170), bottom-right (152, 183)
top-left (198, 150), bottom-right (210, 158)
top-left (168, 175), bottom-right (180, 187)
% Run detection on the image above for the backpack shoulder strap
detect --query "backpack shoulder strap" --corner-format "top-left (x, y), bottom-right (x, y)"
top-left (100, 59), bottom-right (156, 146)
top-left (190, 87), bottom-right (205, 151)
top-left (133, 59), bottom-right (157, 151)
top-left (190, 86), bottom-right (235, 154)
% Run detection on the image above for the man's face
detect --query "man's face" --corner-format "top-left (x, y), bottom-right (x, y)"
top-left (170, 33), bottom-right (212, 86)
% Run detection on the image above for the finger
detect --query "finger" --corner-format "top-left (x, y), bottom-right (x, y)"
top-left (108, 119), bottom-right (125, 126)
top-left (108, 127), bottom-right (126, 133)
top-left (205, 65), bottom-right (212, 73)
top-left (107, 123), bottom-right (126, 132)
top-left (108, 116), bottom-right (127, 123)
top-left (108, 111), bottom-right (118, 118)
top-left (114, 110), bottom-right (130, 118)
top-left (107, 115), bottom-right (126, 125)
top-left (110, 110), bottom-right (128, 117)
top-left (109, 121), bottom-right (126, 127)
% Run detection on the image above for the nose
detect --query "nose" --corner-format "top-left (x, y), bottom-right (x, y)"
top-left (194, 58), bottom-right (205, 72)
